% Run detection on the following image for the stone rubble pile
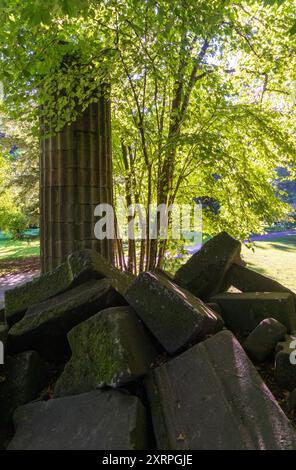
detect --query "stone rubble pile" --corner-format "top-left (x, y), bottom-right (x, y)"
top-left (1, 232), bottom-right (296, 449)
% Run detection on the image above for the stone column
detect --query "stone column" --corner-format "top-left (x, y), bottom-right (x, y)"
top-left (40, 92), bottom-right (114, 272)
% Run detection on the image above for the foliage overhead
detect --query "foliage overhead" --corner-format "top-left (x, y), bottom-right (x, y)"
top-left (1, 0), bottom-right (296, 267)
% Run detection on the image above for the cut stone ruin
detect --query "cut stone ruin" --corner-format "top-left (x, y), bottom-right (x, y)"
top-left (1, 234), bottom-right (296, 450)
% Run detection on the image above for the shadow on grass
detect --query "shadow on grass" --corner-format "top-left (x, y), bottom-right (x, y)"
top-left (0, 240), bottom-right (40, 261)
top-left (247, 237), bottom-right (296, 253)
top-left (245, 261), bottom-right (269, 276)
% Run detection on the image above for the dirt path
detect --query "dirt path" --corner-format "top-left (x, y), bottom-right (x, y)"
top-left (0, 257), bottom-right (40, 303)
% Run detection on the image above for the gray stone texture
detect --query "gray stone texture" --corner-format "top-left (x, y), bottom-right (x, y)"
top-left (211, 292), bottom-right (296, 334)
top-left (0, 351), bottom-right (46, 425)
top-left (54, 306), bottom-right (156, 397)
top-left (174, 232), bottom-right (242, 299)
top-left (146, 330), bottom-right (296, 449)
top-left (244, 318), bottom-right (287, 362)
top-left (125, 271), bottom-right (220, 354)
top-left (8, 279), bottom-right (125, 360)
top-left (8, 390), bottom-right (147, 450)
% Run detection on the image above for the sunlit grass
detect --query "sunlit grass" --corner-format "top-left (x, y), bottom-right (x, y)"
top-left (0, 234), bottom-right (295, 293)
top-left (0, 238), bottom-right (40, 261)
top-left (242, 236), bottom-right (296, 293)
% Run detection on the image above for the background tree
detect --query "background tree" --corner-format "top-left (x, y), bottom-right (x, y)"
top-left (0, 111), bottom-right (39, 236)
top-left (1, 0), bottom-right (296, 270)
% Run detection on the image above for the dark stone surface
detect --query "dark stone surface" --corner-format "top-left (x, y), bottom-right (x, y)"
top-left (222, 263), bottom-right (296, 303)
top-left (0, 351), bottom-right (46, 425)
top-left (275, 334), bottom-right (296, 355)
top-left (0, 323), bottom-right (8, 349)
top-left (68, 249), bottom-right (135, 295)
top-left (0, 301), bottom-right (4, 322)
top-left (174, 232), bottom-right (241, 299)
top-left (8, 390), bottom-right (148, 450)
top-left (54, 306), bottom-right (157, 397)
top-left (146, 330), bottom-right (296, 450)
top-left (125, 271), bottom-right (220, 355)
top-left (8, 279), bottom-right (125, 360)
top-left (275, 338), bottom-right (296, 391)
top-left (244, 318), bottom-right (287, 362)
top-left (4, 250), bottom-right (134, 327)
top-left (211, 292), bottom-right (296, 334)
top-left (287, 388), bottom-right (296, 412)
top-left (206, 302), bottom-right (222, 315)
top-left (4, 262), bottom-right (72, 326)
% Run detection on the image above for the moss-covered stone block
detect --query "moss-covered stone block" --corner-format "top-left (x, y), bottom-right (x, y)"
top-left (68, 249), bottom-right (135, 295)
top-left (5, 262), bottom-right (73, 326)
top-left (5, 249), bottom-right (134, 327)
top-left (8, 279), bottom-right (126, 360)
top-left (54, 306), bottom-right (157, 397)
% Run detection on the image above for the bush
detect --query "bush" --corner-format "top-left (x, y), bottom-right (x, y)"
top-left (0, 194), bottom-right (28, 239)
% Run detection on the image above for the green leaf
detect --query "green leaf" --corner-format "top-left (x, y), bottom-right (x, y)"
top-left (289, 20), bottom-right (296, 35)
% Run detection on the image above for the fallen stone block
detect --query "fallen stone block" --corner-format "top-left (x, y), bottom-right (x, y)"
top-left (275, 338), bottom-right (296, 391)
top-left (275, 334), bottom-right (296, 355)
top-left (0, 323), bottom-right (8, 349)
top-left (68, 249), bottom-right (135, 295)
top-left (8, 279), bottom-right (125, 360)
top-left (206, 302), bottom-right (222, 315)
top-left (5, 262), bottom-right (72, 326)
top-left (210, 292), bottom-right (296, 334)
top-left (125, 271), bottom-right (220, 355)
top-left (244, 318), bottom-right (287, 362)
top-left (0, 351), bottom-right (46, 425)
top-left (8, 390), bottom-right (147, 450)
top-left (0, 301), bottom-right (4, 322)
top-left (150, 267), bottom-right (174, 282)
top-left (54, 306), bottom-right (157, 397)
top-left (174, 232), bottom-right (242, 299)
top-left (146, 330), bottom-right (296, 450)
top-left (5, 249), bottom-right (134, 327)
top-left (222, 263), bottom-right (296, 302)
top-left (286, 388), bottom-right (296, 412)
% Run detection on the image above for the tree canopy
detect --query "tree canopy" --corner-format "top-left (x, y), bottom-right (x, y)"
top-left (1, 0), bottom-right (296, 268)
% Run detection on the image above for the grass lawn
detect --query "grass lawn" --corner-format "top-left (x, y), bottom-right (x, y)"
top-left (0, 238), bottom-right (40, 261)
top-left (0, 238), bottom-right (40, 276)
top-left (0, 234), bottom-right (296, 293)
top-left (242, 236), bottom-right (296, 293)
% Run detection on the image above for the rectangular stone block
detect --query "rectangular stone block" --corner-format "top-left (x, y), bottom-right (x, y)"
top-left (5, 249), bottom-right (131, 326)
top-left (5, 262), bottom-right (73, 326)
top-left (146, 330), bottom-right (296, 449)
top-left (174, 232), bottom-right (241, 299)
top-left (8, 390), bottom-right (147, 450)
top-left (54, 306), bottom-right (157, 397)
top-left (211, 292), bottom-right (296, 334)
top-left (125, 271), bottom-right (220, 355)
top-left (8, 279), bottom-right (125, 360)
top-left (275, 338), bottom-right (296, 391)
top-left (223, 263), bottom-right (296, 302)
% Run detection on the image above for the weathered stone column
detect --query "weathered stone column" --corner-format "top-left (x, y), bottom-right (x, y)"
top-left (40, 92), bottom-right (114, 272)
